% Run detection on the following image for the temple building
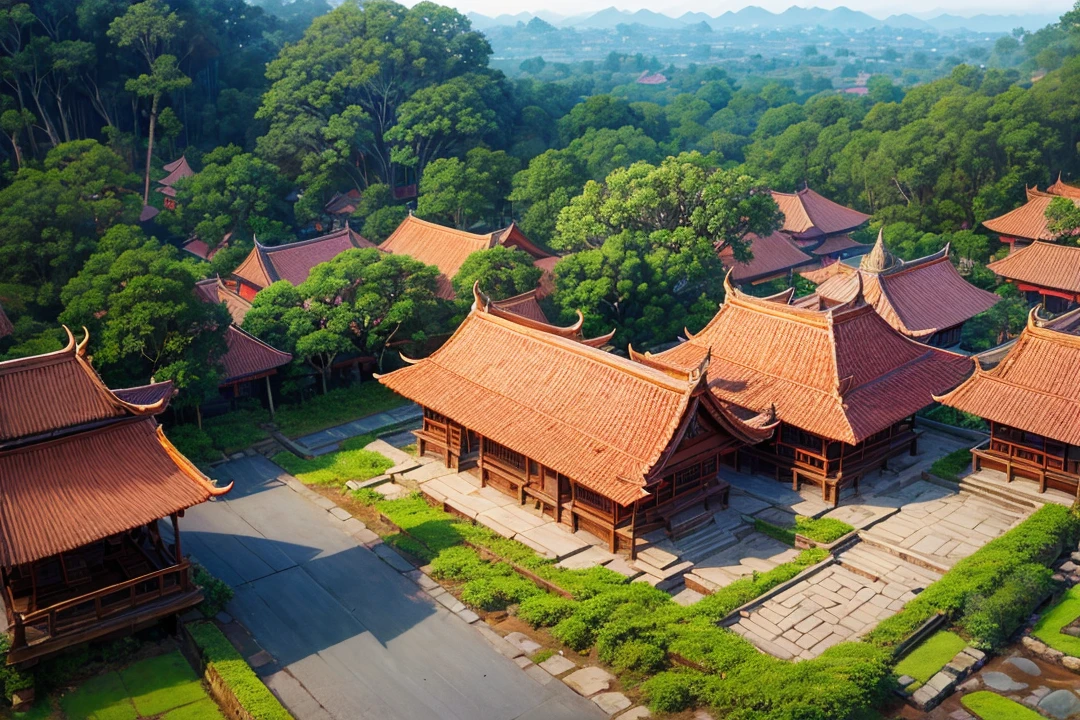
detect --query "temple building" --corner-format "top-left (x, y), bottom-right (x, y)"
top-left (156, 156), bottom-right (194, 211)
top-left (936, 307), bottom-right (1080, 498)
top-left (771, 187), bottom-right (871, 259)
top-left (986, 241), bottom-right (1080, 313)
top-left (810, 232), bottom-right (999, 347)
top-left (0, 330), bottom-right (230, 665)
top-left (377, 284), bottom-right (776, 554)
top-left (643, 277), bottom-right (973, 505)
top-left (982, 182), bottom-right (1080, 250)
top-left (182, 232), bottom-right (232, 263)
top-left (231, 225), bottom-right (375, 300)
top-left (379, 215), bottom-right (556, 300)
top-left (720, 231), bottom-right (815, 285)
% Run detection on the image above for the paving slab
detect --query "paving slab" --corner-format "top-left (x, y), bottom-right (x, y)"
top-left (1038, 689), bottom-right (1080, 719)
top-left (617, 707), bottom-right (651, 719)
top-left (372, 543), bottom-right (415, 573)
top-left (479, 505), bottom-right (549, 535)
top-left (401, 462), bottom-right (458, 483)
top-left (505, 632), bottom-right (543, 656)
top-left (983, 671), bottom-right (1028, 692)
top-left (539, 654), bottom-right (578, 677)
top-left (556, 545), bottom-right (617, 570)
top-left (563, 667), bottom-right (615, 697)
top-left (518, 523), bottom-right (591, 560)
top-left (593, 692), bottom-right (632, 716)
top-left (1006, 657), bottom-right (1042, 676)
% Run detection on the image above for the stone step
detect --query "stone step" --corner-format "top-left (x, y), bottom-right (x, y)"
top-left (668, 505), bottom-right (716, 539)
top-left (635, 544), bottom-right (682, 572)
top-left (958, 476), bottom-right (1043, 513)
top-left (631, 557), bottom-right (694, 582)
top-left (854, 533), bottom-right (951, 576)
top-left (838, 544), bottom-right (942, 587)
top-left (677, 527), bottom-right (740, 564)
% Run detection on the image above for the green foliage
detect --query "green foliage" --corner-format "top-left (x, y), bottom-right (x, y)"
top-left (417, 147), bottom-right (519, 229)
top-left (795, 516), bottom-right (855, 544)
top-left (430, 545), bottom-right (489, 580)
top-left (166, 424), bottom-right (219, 464)
top-left (893, 630), bottom-right (967, 688)
top-left (193, 563), bottom-right (234, 618)
top-left (868, 504), bottom-right (1080, 648)
top-left (753, 518), bottom-right (796, 545)
top-left (202, 405), bottom-right (270, 454)
top-left (930, 448), bottom-right (974, 482)
top-left (517, 594), bottom-right (579, 628)
top-left (1033, 585), bottom-right (1080, 656)
top-left (59, 671), bottom-right (137, 720)
top-left (188, 622), bottom-right (293, 720)
top-left (551, 615), bottom-right (593, 652)
top-left (119, 652), bottom-right (205, 717)
top-left (961, 294), bottom-right (1029, 352)
top-left (687, 548), bottom-right (828, 622)
top-left (641, 669), bottom-right (699, 713)
top-left (530, 648), bottom-right (555, 664)
top-left (273, 384), bottom-right (408, 439)
top-left (460, 569), bottom-right (543, 610)
top-left (452, 245), bottom-right (543, 302)
top-left (960, 563), bottom-right (1054, 649)
top-left (0, 635), bottom-right (33, 697)
top-left (610, 639), bottom-right (667, 675)
top-left (921, 405), bottom-right (990, 431)
top-left (962, 690), bottom-right (1044, 719)
top-left (272, 445), bottom-right (393, 486)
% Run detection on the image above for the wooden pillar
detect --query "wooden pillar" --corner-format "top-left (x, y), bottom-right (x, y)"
top-left (171, 513), bottom-right (183, 565)
top-left (265, 375), bottom-right (276, 419)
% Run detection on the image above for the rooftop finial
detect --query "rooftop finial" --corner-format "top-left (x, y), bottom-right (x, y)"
top-left (859, 228), bottom-right (899, 274)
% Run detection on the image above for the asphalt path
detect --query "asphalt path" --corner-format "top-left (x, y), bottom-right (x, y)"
top-left (182, 455), bottom-right (605, 720)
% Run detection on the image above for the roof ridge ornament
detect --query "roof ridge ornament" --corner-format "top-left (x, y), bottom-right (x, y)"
top-left (76, 326), bottom-right (91, 357)
top-left (859, 228), bottom-right (900, 274)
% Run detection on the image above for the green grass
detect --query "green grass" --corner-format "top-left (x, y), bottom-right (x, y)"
top-left (794, 516), bottom-right (855, 544)
top-left (753, 518), bottom-right (796, 546)
top-left (119, 651), bottom-right (206, 717)
top-left (60, 672), bottom-right (137, 720)
top-left (893, 630), bottom-right (967, 689)
top-left (531, 648), bottom-right (555, 664)
top-left (203, 406), bottom-right (270, 454)
top-left (274, 384), bottom-right (408, 438)
top-left (187, 622), bottom-right (292, 720)
top-left (13, 701), bottom-right (53, 720)
top-left (162, 698), bottom-right (226, 720)
top-left (962, 691), bottom-right (1044, 719)
top-left (1033, 585), bottom-right (1080, 656)
top-left (930, 448), bottom-right (973, 482)
top-left (272, 438), bottom-right (393, 486)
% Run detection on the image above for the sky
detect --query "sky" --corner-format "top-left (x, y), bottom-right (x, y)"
top-left (437, 0), bottom-right (1072, 21)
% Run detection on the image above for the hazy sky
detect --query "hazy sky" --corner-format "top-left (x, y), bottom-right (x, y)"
top-left (440, 0), bottom-right (1071, 21)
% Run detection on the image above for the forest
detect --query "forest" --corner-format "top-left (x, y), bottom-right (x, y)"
top-left (2, 0), bottom-right (1080, 418)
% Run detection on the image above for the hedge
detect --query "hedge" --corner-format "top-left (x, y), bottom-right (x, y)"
top-left (1033, 585), bottom-right (1080, 656)
top-left (0, 635), bottom-right (33, 697)
top-left (866, 503), bottom-right (1080, 648)
top-left (187, 622), bottom-right (293, 720)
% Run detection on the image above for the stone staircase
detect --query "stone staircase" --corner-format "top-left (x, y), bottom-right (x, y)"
top-left (957, 470), bottom-right (1060, 513)
top-left (837, 542), bottom-right (943, 589)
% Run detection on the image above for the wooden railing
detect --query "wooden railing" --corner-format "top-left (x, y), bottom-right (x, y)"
top-left (988, 437), bottom-right (1067, 472)
top-left (10, 561), bottom-right (191, 651)
top-left (786, 426), bottom-right (912, 479)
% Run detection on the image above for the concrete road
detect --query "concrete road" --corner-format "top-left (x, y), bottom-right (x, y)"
top-left (183, 456), bottom-right (605, 720)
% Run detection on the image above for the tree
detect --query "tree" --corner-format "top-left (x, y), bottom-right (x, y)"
top-left (108, 0), bottom-right (190, 205)
top-left (509, 150), bottom-right (584, 245)
top-left (1045, 196), bottom-right (1080, 241)
top-left (452, 246), bottom-right (542, 302)
top-left (556, 95), bottom-right (638, 145)
top-left (417, 148), bottom-right (519, 229)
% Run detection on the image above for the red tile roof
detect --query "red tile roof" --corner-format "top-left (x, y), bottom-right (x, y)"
top-left (936, 307), bottom-right (1080, 446)
top-left (139, 205), bottom-right (160, 223)
top-left (771, 188), bottom-right (871, 240)
top-left (158, 156), bottom-right (194, 187)
top-left (987, 241), bottom-right (1080, 295)
top-left (0, 302), bottom-right (12, 338)
top-left (811, 234), bottom-right (866, 256)
top-left (325, 189), bottom-right (362, 215)
top-left (380, 216), bottom-right (552, 300)
top-left (649, 277), bottom-right (973, 444)
top-left (533, 256), bottom-right (561, 299)
top-left (0, 419), bottom-right (228, 567)
top-left (113, 381), bottom-right (176, 407)
top-left (378, 286), bottom-right (774, 505)
top-left (219, 326), bottom-right (292, 383)
top-left (0, 329), bottom-right (172, 445)
top-left (162, 157), bottom-right (188, 173)
top-left (491, 290), bottom-right (550, 324)
top-left (981, 193), bottom-right (1079, 241)
top-left (720, 230), bottom-right (814, 283)
top-left (1047, 175), bottom-right (1080, 200)
top-left (816, 235), bottom-right (999, 340)
top-left (194, 277), bottom-right (252, 325)
top-left (232, 226), bottom-right (375, 291)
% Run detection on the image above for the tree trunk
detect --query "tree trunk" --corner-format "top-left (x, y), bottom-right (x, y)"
top-left (9, 133), bottom-right (22, 169)
top-left (143, 94), bottom-right (160, 205)
top-left (196, 405), bottom-right (203, 430)
top-left (320, 368), bottom-right (329, 395)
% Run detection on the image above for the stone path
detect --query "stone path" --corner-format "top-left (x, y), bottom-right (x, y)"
top-left (930, 651), bottom-right (1080, 720)
top-left (294, 403), bottom-right (422, 455)
top-left (685, 532), bottom-right (800, 594)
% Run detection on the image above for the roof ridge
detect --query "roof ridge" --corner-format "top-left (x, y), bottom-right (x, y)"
top-left (400, 214), bottom-right (499, 245)
top-left (261, 228), bottom-right (354, 253)
top-left (228, 324), bottom-right (293, 359)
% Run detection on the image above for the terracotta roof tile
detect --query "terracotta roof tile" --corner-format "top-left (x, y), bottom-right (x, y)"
top-left (533, 256), bottom-right (561, 298)
top-left (325, 189), bottom-right (361, 215)
top-left (0, 331), bottom-right (170, 444)
top-left (162, 157), bottom-right (188, 173)
top-left (987, 241), bottom-right (1080, 296)
top-left (0, 419), bottom-right (226, 566)
top-left (811, 234), bottom-right (866, 256)
top-left (158, 156), bottom-right (193, 187)
top-left (219, 326), bottom-right (292, 383)
top-left (650, 279), bottom-right (972, 444)
top-left (232, 226), bottom-right (375, 291)
top-left (720, 231), bottom-right (814, 282)
top-left (771, 188), bottom-right (870, 239)
top-left (378, 291), bottom-right (774, 504)
top-left (139, 205), bottom-right (159, 222)
top-left (194, 278), bottom-right (252, 325)
top-left (1047, 176), bottom-right (1080, 200)
top-left (937, 308), bottom-right (1080, 446)
top-left (981, 194), bottom-right (1079, 241)
top-left (816, 240), bottom-right (999, 339)
top-left (491, 290), bottom-right (550, 324)
top-left (380, 216), bottom-right (551, 300)
top-left (113, 381), bottom-right (175, 407)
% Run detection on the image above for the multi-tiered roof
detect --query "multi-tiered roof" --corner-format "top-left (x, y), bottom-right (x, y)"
top-left (982, 180), bottom-right (1080, 244)
top-left (156, 156), bottom-right (194, 200)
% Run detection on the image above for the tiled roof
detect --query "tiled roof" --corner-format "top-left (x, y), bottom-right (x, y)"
top-left (220, 326), bottom-right (292, 383)
top-left (325, 189), bottom-right (361, 215)
top-left (650, 277), bottom-right (972, 444)
top-left (981, 194), bottom-right (1079, 241)
top-left (936, 307), bottom-right (1080, 446)
top-left (0, 329), bottom-right (171, 445)
top-left (194, 277), bottom-right (252, 325)
top-left (1047, 175), bottom-right (1080, 200)
top-left (158, 156), bottom-right (194, 187)
top-left (811, 234), bottom-right (866, 256)
top-left (0, 419), bottom-right (228, 566)
top-left (114, 381), bottom-right (175, 407)
top-left (720, 231), bottom-right (814, 283)
top-left (139, 205), bottom-right (159, 223)
top-left (380, 216), bottom-right (551, 300)
top-left (0, 302), bottom-right (12, 338)
top-left (533, 256), bottom-right (561, 298)
top-left (157, 185), bottom-right (178, 198)
top-left (232, 226), bottom-right (375, 291)
top-left (987, 241), bottom-right (1080, 295)
top-left (771, 188), bottom-right (870, 240)
top-left (816, 236), bottom-right (999, 339)
top-left (491, 290), bottom-right (550, 324)
top-left (378, 286), bottom-right (774, 505)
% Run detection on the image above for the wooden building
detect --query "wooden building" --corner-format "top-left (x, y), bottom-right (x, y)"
top-left (811, 232), bottom-right (999, 347)
top-left (155, 156), bottom-right (194, 211)
top-left (987, 241), bottom-right (1080, 313)
top-left (379, 216), bottom-right (557, 300)
top-left (231, 225), bottom-right (375, 300)
top-left (644, 277), bottom-right (973, 505)
top-left (0, 330), bottom-right (231, 665)
top-left (378, 284), bottom-right (776, 554)
top-left (771, 186), bottom-right (871, 260)
top-left (982, 185), bottom-right (1080, 250)
top-left (936, 307), bottom-right (1080, 498)
top-left (720, 230), bottom-right (815, 285)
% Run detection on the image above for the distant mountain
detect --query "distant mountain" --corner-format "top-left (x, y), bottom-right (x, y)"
top-left (565, 6), bottom-right (688, 29)
top-left (881, 14), bottom-right (934, 30)
top-left (925, 12), bottom-right (1060, 32)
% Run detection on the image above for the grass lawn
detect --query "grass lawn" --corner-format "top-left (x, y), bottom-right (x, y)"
top-left (929, 448), bottom-right (973, 482)
top-left (203, 407), bottom-right (270, 454)
top-left (894, 630), bottom-right (968, 689)
top-left (1032, 585), bottom-right (1080, 656)
top-left (794, 516), bottom-right (854, 544)
top-left (273, 433), bottom-right (393, 486)
top-left (961, 690), bottom-right (1044, 719)
top-left (55, 651), bottom-right (223, 720)
top-left (274, 383), bottom-right (408, 438)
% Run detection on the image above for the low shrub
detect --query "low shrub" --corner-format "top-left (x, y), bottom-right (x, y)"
top-left (1033, 585), bottom-right (1080, 656)
top-left (193, 563), bottom-right (234, 618)
top-left (962, 690), bottom-right (1043, 719)
top-left (274, 384), bottom-right (408, 438)
top-left (166, 424), bottom-right (219, 463)
top-left (795, 516), bottom-right (854, 544)
top-left (0, 635), bottom-right (33, 697)
top-left (753, 518), bottom-right (795, 546)
top-left (429, 546), bottom-right (487, 580)
top-left (203, 406), bottom-right (269, 454)
top-left (385, 533), bottom-right (433, 563)
top-left (929, 448), bottom-right (973, 483)
top-left (273, 446), bottom-right (393, 487)
top-left (641, 669), bottom-right (700, 713)
top-left (921, 405), bottom-right (989, 431)
top-left (960, 563), bottom-right (1054, 650)
top-left (460, 570), bottom-right (543, 610)
top-left (611, 640), bottom-right (667, 674)
top-left (551, 614), bottom-right (593, 652)
top-left (188, 622), bottom-right (293, 720)
top-left (518, 594), bottom-right (578, 628)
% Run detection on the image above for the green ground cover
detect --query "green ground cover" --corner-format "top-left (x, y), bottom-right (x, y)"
top-left (929, 448), bottom-right (973, 482)
top-left (961, 690), bottom-right (1044, 719)
top-left (56, 651), bottom-right (223, 720)
top-left (273, 433), bottom-right (393, 486)
top-left (1032, 585), bottom-right (1080, 656)
top-left (893, 630), bottom-right (967, 690)
top-left (186, 623), bottom-right (291, 720)
top-left (795, 516), bottom-right (854, 544)
top-left (274, 384), bottom-right (408, 438)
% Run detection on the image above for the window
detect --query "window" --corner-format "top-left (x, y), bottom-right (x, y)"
top-left (575, 485), bottom-right (613, 514)
top-left (483, 438), bottom-right (525, 470)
